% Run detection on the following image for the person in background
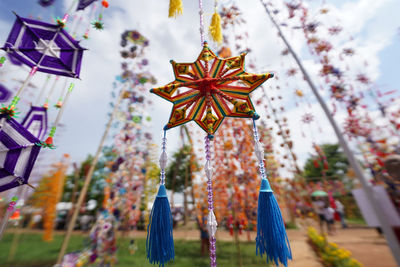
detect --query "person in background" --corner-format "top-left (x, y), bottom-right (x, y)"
top-left (324, 203), bottom-right (336, 235)
top-left (197, 207), bottom-right (209, 256)
top-left (335, 199), bottom-right (348, 229)
top-left (312, 196), bottom-right (326, 233)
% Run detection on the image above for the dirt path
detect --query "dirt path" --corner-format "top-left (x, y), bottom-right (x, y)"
top-left (327, 228), bottom-right (397, 267)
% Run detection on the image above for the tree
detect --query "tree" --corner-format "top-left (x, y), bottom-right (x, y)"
top-left (165, 145), bottom-right (194, 193)
top-left (62, 146), bottom-right (117, 214)
top-left (303, 143), bottom-right (349, 182)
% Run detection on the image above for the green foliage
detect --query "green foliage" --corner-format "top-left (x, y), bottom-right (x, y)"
top-left (0, 233), bottom-right (270, 267)
top-left (303, 143), bottom-right (349, 182)
top-left (165, 145), bottom-right (198, 192)
top-left (62, 146), bottom-right (118, 211)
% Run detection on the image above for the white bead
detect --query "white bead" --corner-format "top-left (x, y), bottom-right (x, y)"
top-left (159, 151), bottom-right (167, 169)
top-left (255, 141), bottom-right (264, 162)
top-left (205, 160), bottom-right (213, 179)
top-left (207, 211), bottom-right (218, 237)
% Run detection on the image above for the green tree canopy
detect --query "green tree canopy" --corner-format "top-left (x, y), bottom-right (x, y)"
top-left (165, 145), bottom-right (197, 192)
top-left (303, 143), bottom-right (349, 182)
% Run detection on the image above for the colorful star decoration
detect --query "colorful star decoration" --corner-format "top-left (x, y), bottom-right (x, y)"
top-left (150, 42), bottom-right (273, 137)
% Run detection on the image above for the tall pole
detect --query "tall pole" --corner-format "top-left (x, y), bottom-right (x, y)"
top-left (259, 1), bottom-right (400, 264)
top-left (56, 86), bottom-right (126, 264)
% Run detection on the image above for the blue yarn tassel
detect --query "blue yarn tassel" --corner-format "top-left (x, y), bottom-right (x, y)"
top-left (146, 185), bottom-right (175, 267)
top-left (256, 179), bottom-right (292, 267)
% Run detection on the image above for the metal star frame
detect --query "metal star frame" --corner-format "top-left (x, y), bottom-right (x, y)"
top-left (150, 42), bottom-right (273, 137)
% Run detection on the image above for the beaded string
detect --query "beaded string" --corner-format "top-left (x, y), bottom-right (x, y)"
top-left (159, 130), bottom-right (167, 185)
top-left (205, 136), bottom-right (217, 267)
top-left (252, 118), bottom-right (267, 179)
top-left (198, 0), bottom-right (205, 45)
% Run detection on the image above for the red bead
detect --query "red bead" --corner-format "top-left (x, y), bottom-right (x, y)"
top-left (102, 0), bottom-right (109, 8)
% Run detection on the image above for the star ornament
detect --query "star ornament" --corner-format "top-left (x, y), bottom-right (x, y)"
top-left (150, 42), bottom-right (273, 137)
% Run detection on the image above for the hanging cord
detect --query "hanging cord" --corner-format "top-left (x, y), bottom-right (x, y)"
top-left (159, 130), bottom-right (167, 185)
top-left (205, 136), bottom-right (217, 267)
top-left (198, 0), bottom-right (205, 45)
top-left (252, 118), bottom-right (267, 179)
top-left (35, 75), bottom-right (51, 106)
top-left (43, 76), bottom-right (60, 108)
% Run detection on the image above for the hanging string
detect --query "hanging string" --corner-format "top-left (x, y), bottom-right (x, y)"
top-left (159, 130), bottom-right (167, 185)
top-left (0, 186), bottom-right (24, 240)
top-left (43, 76), bottom-right (60, 108)
top-left (252, 119), bottom-right (267, 179)
top-left (38, 83), bottom-right (74, 148)
top-left (83, 3), bottom-right (97, 39)
top-left (35, 75), bottom-right (51, 106)
top-left (56, 78), bottom-right (69, 108)
top-left (204, 136), bottom-right (217, 267)
top-left (198, 0), bottom-right (205, 45)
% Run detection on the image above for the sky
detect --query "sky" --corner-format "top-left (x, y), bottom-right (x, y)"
top-left (0, 0), bottom-right (399, 185)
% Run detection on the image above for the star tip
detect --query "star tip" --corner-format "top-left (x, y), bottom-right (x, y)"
top-left (253, 113), bottom-right (260, 120)
top-left (269, 73), bottom-right (274, 78)
top-left (149, 89), bottom-right (154, 93)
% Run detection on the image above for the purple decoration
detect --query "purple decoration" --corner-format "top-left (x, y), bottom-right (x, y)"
top-left (38, 0), bottom-right (56, 7)
top-left (7, 54), bottom-right (22, 66)
top-left (205, 136), bottom-right (217, 267)
top-left (0, 114), bottom-right (41, 192)
top-left (77, 0), bottom-right (98, 11)
top-left (2, 14), bottom-right (86, 78)
top-left (21, 106), bottom-right (48, 140)
top-left (0, 84), bottom-right (11, 103)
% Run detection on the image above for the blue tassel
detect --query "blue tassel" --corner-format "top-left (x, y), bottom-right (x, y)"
top-left (256, 179), bottom-right (292, 267)
top-left (146, 185), bottom-right (175, 267)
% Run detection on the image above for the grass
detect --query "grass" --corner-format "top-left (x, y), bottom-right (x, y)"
top-left (0, 232), bottom-right (270, 267)
top-left (346, 218), bottom-right (367, 226)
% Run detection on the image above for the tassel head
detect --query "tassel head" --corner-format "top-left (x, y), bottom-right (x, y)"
top-left (209, 12), bottom-right (223, 44)
top-left (168, 0), bottom-right (183, 18)
top-left (256, 179), bottom-right (292, 266)
top-left (146, 185), bottom-right (175, 266)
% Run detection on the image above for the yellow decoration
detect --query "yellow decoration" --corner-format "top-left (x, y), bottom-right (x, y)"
top-left (295, 89), bottom-right (304, 97)
top-left (209, 11), bottom-right (223, 44)
top-left (168, 0), bottom-right (183, 18)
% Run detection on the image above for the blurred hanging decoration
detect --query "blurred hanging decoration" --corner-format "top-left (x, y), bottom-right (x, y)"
top-left (301, 112), bottom-right (314, 124)
top-left (168, 0), bottom-right (183, 18)
top-left (77, 0), bottom-right (97, 11)
top-left (38, 0), bottom-right (56, 7)
top-left (92, 0), bottom-right (109, 30)
top-left (21, 106), bottom-right (48, 140)
top-left (147, 2), bottom-right (290, 266)
top-left (0, 84), bottom-right (11, 102)
top-left (208, 0), bottom-right (223, 44)
top-left (220, 4), bottom-right (245, 28)
top-left (61, 210), bottom-right (117, 266)
top-left (0, 13), bottom-right (85, 192)
top-left (0, 56), bottom-right (6, 67)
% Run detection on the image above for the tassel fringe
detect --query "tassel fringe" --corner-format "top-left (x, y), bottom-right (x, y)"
top-left (209, 12), bottom-right (222, 44)
top-left (256, 179), bottom-right (292, 267)
top-left (168, 0), bottom-right (183, 18)
top-left (146, 185), bottom-right (175, 267)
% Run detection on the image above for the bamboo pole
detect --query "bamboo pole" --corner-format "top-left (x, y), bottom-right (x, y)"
top-left (56, 86), bottom-right (126, 264)
top-left (260, 1), bottom-right (400, 263)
